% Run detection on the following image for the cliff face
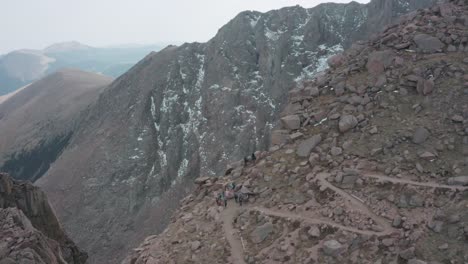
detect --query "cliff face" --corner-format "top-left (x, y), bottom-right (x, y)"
top-left (34, 0), bottom-right (436, 263)
top-left (124, 1), bottom-right (468, 263)
top-left (0, 173), bottom-right (87, 263)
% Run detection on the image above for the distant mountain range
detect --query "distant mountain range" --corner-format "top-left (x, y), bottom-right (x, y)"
top-left (0, 41), bottom-right (163, 96)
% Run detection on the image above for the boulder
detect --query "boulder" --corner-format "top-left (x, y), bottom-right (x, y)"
top-left (322, 240), bottom-right (343, 257)
top-left (366, 50), bottom-right (395, 76)
top-left (194, 176), bottom-right (211, 185)
top-left (327, 54), bottom-right (346, 68)
top-left (251, 223), bottom-right (274, 244)
top-left (271, 130), bottom-right (289, 145)
top-left (339, 115), bottom-right (358, 133)
top-left (330, 147), bottom-right (343, 156)
top-left (447, 176), bottom-right (468, 186)
top-left (297, 135), bottom-right (322, 158)
top-left (310, 86), bottom-right (320, 97)
top-left (419, 151), bottom-right (437, 160)
top-left (289, 132), bottom-right (304, 141)
top-left (413, 34), bottom-right (444, 52)
top-left (308, 226), bottom-right (320, 238)
top-left (416, 78), bottom-right (434, 95)
top-left (281, 115), bottom-right (300, 130)
top-left (399, 247), bottom-right (415, 260)
top-left (451, 115), bottom-right (464, 123)
top-left (413, 127), bottom-right (430, 144)
top-left (190, 240), bottom-right (201, 251)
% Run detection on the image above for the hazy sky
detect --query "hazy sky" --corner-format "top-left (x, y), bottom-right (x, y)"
top-left (1, 0), bottom-right (369, 54)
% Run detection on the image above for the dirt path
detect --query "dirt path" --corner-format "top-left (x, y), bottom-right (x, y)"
top-left (361, 172), bottom-right (468, 191)
top-left (252, 207), bottom-right (391, 236)
top-left (220, 171), bottom-right (468, 262)
top-left (315, 172), bottom-right (394, 234)
top-left (221, 204), bottom-right (246, 264)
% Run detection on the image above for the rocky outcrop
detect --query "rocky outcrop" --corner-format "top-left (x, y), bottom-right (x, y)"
top-left (124, 1), bottom-right (468, 263)
top-left (28, 1), bottom-right (438, 263)
top-left (0, 173), bottom-right (87, 263)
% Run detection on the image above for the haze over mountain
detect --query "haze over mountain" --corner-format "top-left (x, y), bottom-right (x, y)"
top-left (0, 41), bottom-right (162, 96)
top-left (0, 0), bottom-right (437, 263)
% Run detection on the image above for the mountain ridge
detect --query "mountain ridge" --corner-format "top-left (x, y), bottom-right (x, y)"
top-left (124, 1), bottom-right (468, 263)
top-left (26, 0), bottom-right (437, 263)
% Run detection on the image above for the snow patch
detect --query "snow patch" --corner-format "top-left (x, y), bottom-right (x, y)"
top-left (249, 14), bottom-right (261, 28)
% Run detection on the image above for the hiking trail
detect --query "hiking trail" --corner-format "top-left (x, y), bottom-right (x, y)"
top-left (220, 171), bottom-right (468, 263)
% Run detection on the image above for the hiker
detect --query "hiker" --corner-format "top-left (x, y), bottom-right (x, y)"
top-left (244, 156), bottom-right (249, 166)
top-left (238, 193), bottom-right (244, 206)
top-left (223, 192), bottom-right (227, 207)
top-left (225, 167), bottom-right (234, 176)
top-left (226, 182), bottom-right (236, 191)
top-left (216, 192), bottom-right (223, 206)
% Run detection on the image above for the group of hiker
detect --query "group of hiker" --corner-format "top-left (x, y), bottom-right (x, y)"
top-left (216, 152), bottom-right (257, 207)
top-left (216, 182), bottom-right (248, 207)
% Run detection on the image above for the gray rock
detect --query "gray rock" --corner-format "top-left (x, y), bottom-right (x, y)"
top-left (190, 240), bottom-right (201, 251)
top-left (451, 115), bottom-right (464, 123)
top-left (447, 176), bottom-right (468, 186)
top-left (271, 130), bottom-right (289, 145)
top-left (322, 240), bottom-right (343, 257)
top-left (251, 223), bottom-right (274, 244)
top-left (327, 54), bottom-right (346, 68)
top-left (392, 216), bottom-right (402, 227)
top-left (366, 50), bottom-right (396, 76)
top-left (281, 115), bottom-right (301, 130)
top-left (307, 226), bottom-right (320, 238)
top-left (309, 153), bottom-right (320, 166)
top-left (428, 220), bottom-right (444, 233)
top-left (419, 151), bottom-right (437, 160)
top-left (330, 147), bottom-right (343, 156)
top-left (413, 127), bottom-right (430, 144)
top-left (408, 259), bottom-right (427, 264)
top-left (414, 34), bottom-right (444, 52)
top-left (290, 132), bottom-right (304, 141)
top-left (416, 78), bottom-right (434, 95)
top-left (399, 247), bottom-right (415, 260)
top-left (310, 87), bottom-right (320, 97)
top-left (447, 45), bottom-right (457, 52)
top-left (297, 135), bottom-right (322, 158)
top-left (341, 175), bottom-right (358, 186)
top-left (339, 115), bottom-right (358, 133)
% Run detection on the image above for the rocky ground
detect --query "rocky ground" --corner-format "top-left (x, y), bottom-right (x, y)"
top-left (124, 1), bottom-right (468, 263)
top-left (0, 173), bottom-right (87, 264)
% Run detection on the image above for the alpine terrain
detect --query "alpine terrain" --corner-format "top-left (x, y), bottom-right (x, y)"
top-left (0, 173), bottom-right (87, 263)
top-left (125, 1), bottom-right (468, 263)
top-left (15, 0), bottom-right (437, 263)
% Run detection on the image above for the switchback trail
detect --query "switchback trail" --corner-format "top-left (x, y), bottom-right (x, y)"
top-left (361, 172), bottom-right (468, 191)
top-left (220, 171), bottom-right (468, 263)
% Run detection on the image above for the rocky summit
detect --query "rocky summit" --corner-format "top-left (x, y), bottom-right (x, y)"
top-left (25, 0), bottom-right (439, 263)
top-left (0, 173), bottom-right (86, 264)
top-left (124, 1), bottom-right (468, 263)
